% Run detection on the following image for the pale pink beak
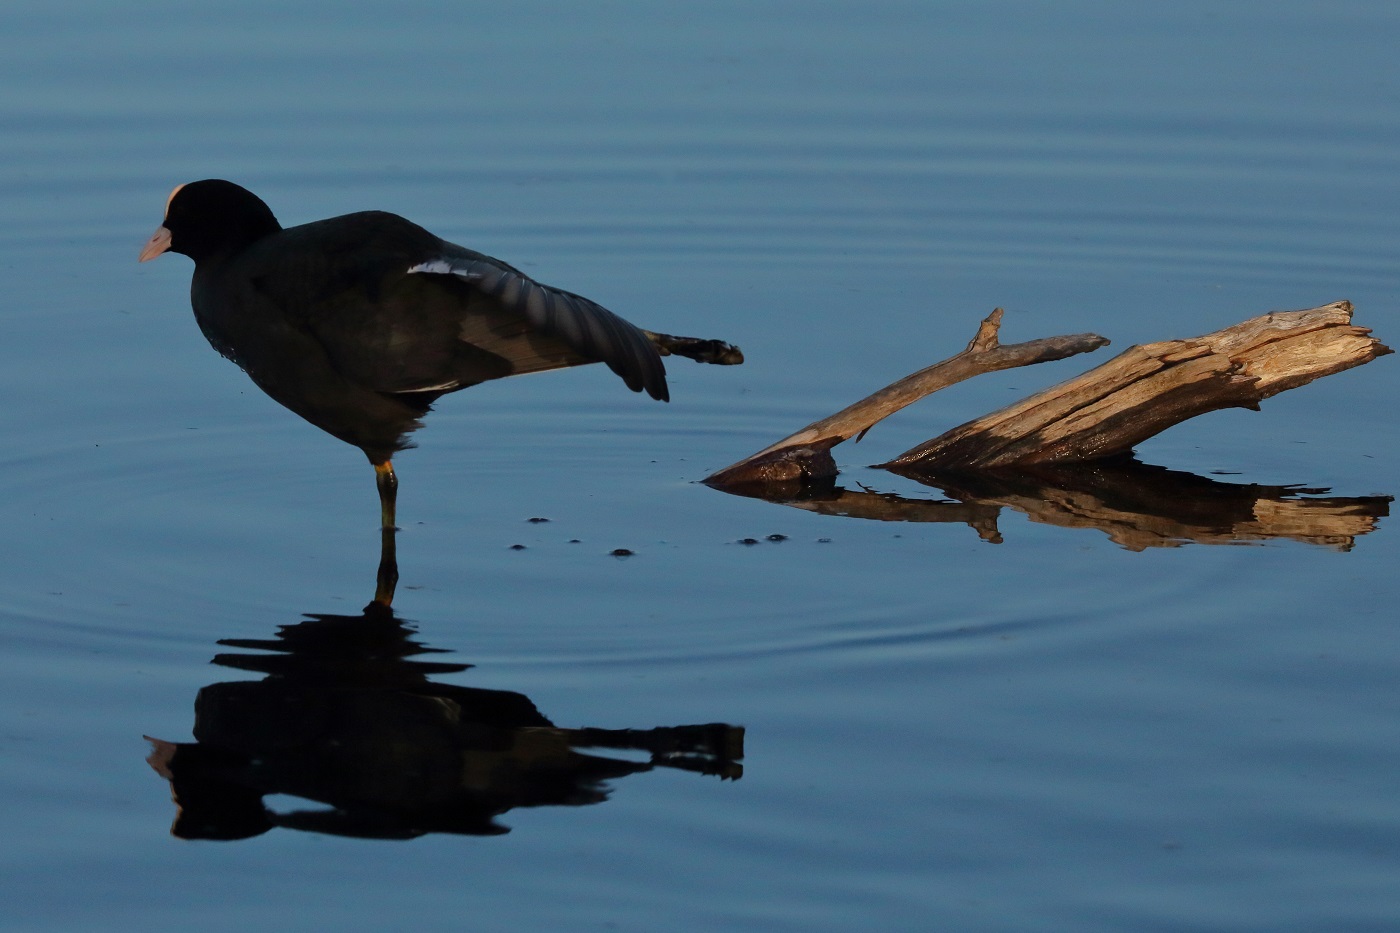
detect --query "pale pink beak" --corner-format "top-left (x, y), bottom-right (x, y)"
top-left (139, 225), bottom-right (172, 262)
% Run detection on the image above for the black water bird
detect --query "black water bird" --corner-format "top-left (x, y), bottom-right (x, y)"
top-left (140, 179), bottom-right (740, 529)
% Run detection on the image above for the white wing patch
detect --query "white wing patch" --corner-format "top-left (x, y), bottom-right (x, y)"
top-left (406, 258), bottom-right (482, 279)
top-left (402, 253), bottom-right (665, 398)
top-left (390, 379), bottom-right (462, 394)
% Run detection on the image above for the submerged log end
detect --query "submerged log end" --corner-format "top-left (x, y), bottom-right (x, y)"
top-left (703, 442), bottom-right (839, 488)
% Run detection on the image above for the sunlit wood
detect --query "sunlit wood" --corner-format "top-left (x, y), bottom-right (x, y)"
top-left (705, 301), bottom-right (1390, 486)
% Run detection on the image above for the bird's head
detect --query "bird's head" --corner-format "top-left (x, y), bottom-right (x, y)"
top-left (139, 179), bottom-right (282, 264)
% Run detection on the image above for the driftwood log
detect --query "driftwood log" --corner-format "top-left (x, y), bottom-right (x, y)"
top-left (704, 309), bottom-right (1109, 485)
top-left (705, 301), bottom-right (1389, 487)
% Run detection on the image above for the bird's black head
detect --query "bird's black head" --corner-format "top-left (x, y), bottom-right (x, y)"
top-left (139, 179), bottom-right (282, 265)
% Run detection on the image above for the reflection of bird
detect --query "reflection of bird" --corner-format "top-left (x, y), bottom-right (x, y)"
top-left (140, 180), bottom-right (741, 528)
top-left (144, 604), bottom-right (744, 840)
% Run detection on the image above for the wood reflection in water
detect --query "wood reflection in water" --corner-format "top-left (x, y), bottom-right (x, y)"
top-left (717, 458), bottom-right (1390, 550)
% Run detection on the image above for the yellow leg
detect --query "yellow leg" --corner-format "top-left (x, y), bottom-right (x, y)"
top-left (374, 460), bottom-right (398, 532)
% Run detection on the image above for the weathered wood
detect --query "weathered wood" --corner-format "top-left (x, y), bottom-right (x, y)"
top-left (705, 300), bottom-right (1388, 490)
top-left (703, 309), bottom-right (1110, 486)
top-left (888, 301), bottom-right (1390, 470)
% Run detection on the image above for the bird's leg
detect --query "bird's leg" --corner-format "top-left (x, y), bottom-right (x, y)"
top-left (372, 460), bottom-right (399, 606)
top-left (373, 526), bottom-right (399, 607)
top-left (374, 460), bottom-right (399, 532)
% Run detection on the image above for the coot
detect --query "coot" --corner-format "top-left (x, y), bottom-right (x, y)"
top-left (139, 180), bottom-right (740, 529)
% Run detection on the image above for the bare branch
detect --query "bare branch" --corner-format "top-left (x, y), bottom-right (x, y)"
top-left (887, 301), bottom-right (1391, 470)
top-left (703, 309), bottom-right (1109, 486)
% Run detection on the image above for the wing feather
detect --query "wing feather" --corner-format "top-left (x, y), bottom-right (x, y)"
top-left (407, 255), bottom-right (668, 400)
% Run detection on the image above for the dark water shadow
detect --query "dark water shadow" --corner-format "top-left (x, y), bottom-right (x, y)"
top-left (145, 537), bottom-right (744, 841)
top-left (715, 457), bottom-right (1391, 551)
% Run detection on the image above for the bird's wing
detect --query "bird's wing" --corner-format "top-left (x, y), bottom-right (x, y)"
top-left (241, 212), bottom-right (669, 402)
top-left (404, 254), bottom-right (669, 402)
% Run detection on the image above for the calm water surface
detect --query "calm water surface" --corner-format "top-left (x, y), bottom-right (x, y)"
top-left (2, 2), bottom-right (1399, 931)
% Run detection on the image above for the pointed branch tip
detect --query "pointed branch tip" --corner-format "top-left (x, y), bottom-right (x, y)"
top-left (966, 308), bottom-right (1004, 353)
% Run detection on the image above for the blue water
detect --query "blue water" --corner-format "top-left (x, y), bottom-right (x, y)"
top-left (2, 2), bottom-right (1398, 930)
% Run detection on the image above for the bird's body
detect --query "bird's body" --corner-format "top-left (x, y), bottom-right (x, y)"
top-left (186, 207), bottom-right (667, 464)
top-left (140, 180), bottom-right (738, 532)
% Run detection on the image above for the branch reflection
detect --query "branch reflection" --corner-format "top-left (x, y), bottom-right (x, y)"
top-left (145, 538), bottom-right (744, 840)
top-left (717, 457), bottom-right (1391, 550)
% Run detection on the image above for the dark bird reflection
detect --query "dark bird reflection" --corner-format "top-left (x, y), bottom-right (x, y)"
top-left (145, 541), bottom-right (743, 841)
top-left (717, 456), bottom-right (1391, 550)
